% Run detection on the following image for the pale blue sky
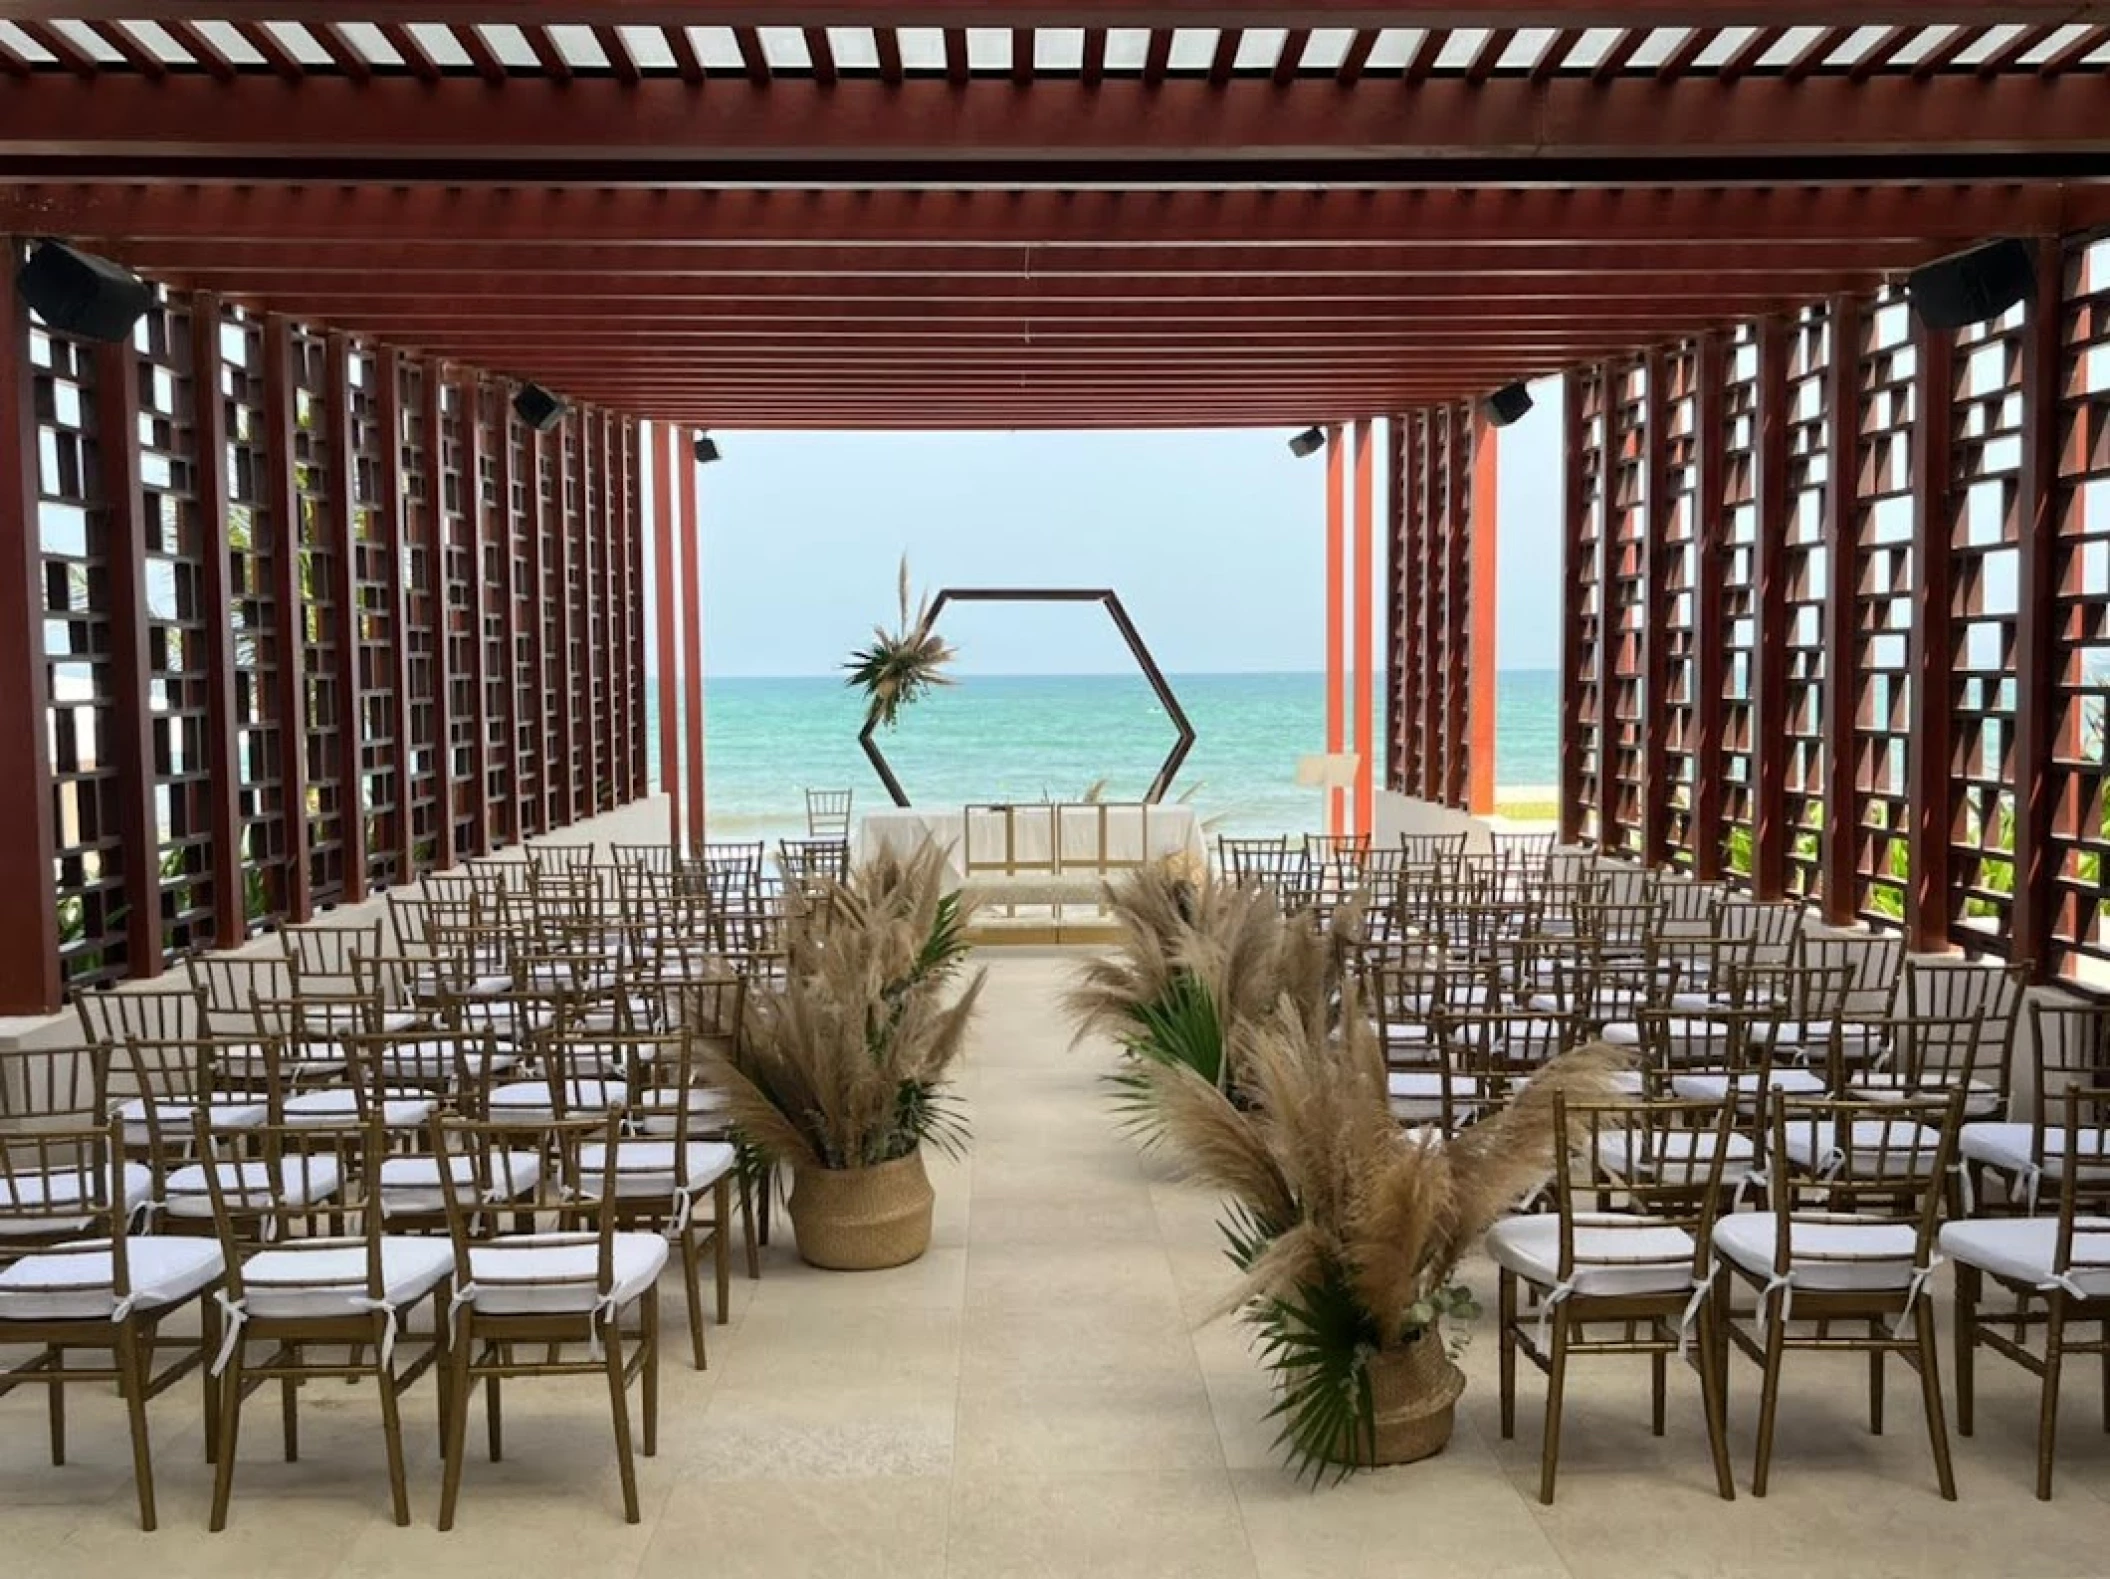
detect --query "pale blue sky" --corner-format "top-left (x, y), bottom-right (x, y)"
top-left (683, 381), bottom-right (1562, 678)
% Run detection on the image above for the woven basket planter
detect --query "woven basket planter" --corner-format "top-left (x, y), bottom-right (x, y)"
top-left (786, 1148), bottom-right (935, 1270)
top-left (1329, 1328), bottom-right (1466, 1468)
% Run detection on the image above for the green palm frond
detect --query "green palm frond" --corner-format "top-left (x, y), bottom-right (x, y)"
top-left (844, 555), bottom-right (958, 728)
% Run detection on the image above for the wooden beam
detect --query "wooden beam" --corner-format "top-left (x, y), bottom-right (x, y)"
top-left (1324, 423), bottom-right (1346, 833)
top-left (1749, 315), bottom-right (1791, 900)
top-left (679, 429), bottom-right (706, 847)
top-left (1818, 293), bottom-right (1862, 924)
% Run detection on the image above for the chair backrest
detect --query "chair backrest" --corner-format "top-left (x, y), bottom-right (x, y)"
top-left (1437, 1009), bottom-right (1575, 1112)
top-left (1718, 899), bottom-right (1806, 962)
top-left (1398, 831), bottom-right (1468, 866)
top-left (778, 836), bottom-right (851, 888)
top-left (610, 842), bottom-right (678, 874)
top-left (960, 807), bottom-right (1054, 878)
top-left (1765, 1091), bottom-right (1961, 1259)
top-left (1552, 1094), bottom-right (1737, 1272)
top-left (1490, 829), bottom-right (1555, 866)
top-left (664, 974), bottom-right (745, 1048)
top-left (188, 1113), bottom-right (364, 1251)
top-left (0, 1114), bottom-right (136, 1266)
top-left (348, 1027), bottom-right (507, 1111)
top-left (1655, 880), bottom-right (1726, 937)
top-left (1874, 1013), bottom-right (1997, 1098)
top-left (1576, 897), bottom-right (1658, 958)
top-left (421, 872), bottom-right (480, 904)
top-left (1630, 1004), bottom-right (1784, 1092)
top-left (1795, 931), bottom-right (1903, 1019)
top-left (0, 1042), bottom-right (106, 1127)
top-left (528, 843), bottom-right (597, 876)
top-left (1902, 960), bottom-right (2028, 1101)
top-left (698, 840), bottom-right (767, 877)
top-left (2025, 1002), bottom-right (2110, 1154)
top-left (75, 986), bottom-right (202, 1048)
top-left (805, 787), bottom-right (853, 837)
top-left (1728, 956), bottom-right (1853, 1037)
top-left (187, 954), bottom-right (293, 1034)
top-left (1057, 801), bottom-right (1152, 877)
top-left (2046, 1087), bottom-right (2110, 1284)
top-left (430, 1110), bottom-right (622, 1287)
top-left (284, 919), bottom-right (385, 989)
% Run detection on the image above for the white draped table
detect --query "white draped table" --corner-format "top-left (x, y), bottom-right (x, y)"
top-left (854, 804), bottom-right (1205, 888)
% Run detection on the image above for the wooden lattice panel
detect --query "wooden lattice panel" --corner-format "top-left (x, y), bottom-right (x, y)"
top-left (479, 387), bottom-right (515, 849)
top-left (540, 430), bottom-right (565, 830)
top-left (2049, 237), bottom-right (2110, 977)
top-left (347, 347), bottom-right (399, 892)
top-left (291, 328), bottom-right (343, 908)
top-left (398, 359), bottom-right (440, 873)
top-left (514, 420), bottom-right (545, 839)
top-left (1779, 307), bottom-right (1832, 904)
top-left (1658, 345), bottom-right (1701, 870)
top-left (439, 381), bottom-right (476, 858)
top-left (1948, 297), bottom-right (2030, 947)
top-left (1716, 327), bottom-right (1761, 884)
top-left (1603, 358), bottom-right (1646, 859)
top-left (1568, 367), bottom-right (1608, 847)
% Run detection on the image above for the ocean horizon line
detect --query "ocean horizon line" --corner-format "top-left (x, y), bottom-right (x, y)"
top-left (666, 666), bottom-right (1563, 683)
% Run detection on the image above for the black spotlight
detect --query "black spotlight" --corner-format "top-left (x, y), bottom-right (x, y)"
top-left (1907, 238), bottom-right (2036, 331)
top-left (511, 382), bottom-right (566, 433)
top-left (1479, 382), bottom-right (1534, 428)
top-left (15, 240), bottom-right (152, 343)
top-left (1287, 426), bottom-right (1326, 458)
top-left (692, 432), bottom-right (721, 464)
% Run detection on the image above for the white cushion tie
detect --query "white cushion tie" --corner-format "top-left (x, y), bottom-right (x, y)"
top-left (350, 1295), bottom-right (401, 1371)
top-left (1892, 1259), bottom-right (1941, 1338)
top-left (211, 1288), bottom-right (246, 1375)
top-left (1676, 1276), bottom-right (1712, 1361)
top-left (1533, 1279), bottom-right (1575, 1355)
top-left (1754, 1271), bottom-right (1794, 1349)
top-left (446, 1280), bottom-right (479, 1342)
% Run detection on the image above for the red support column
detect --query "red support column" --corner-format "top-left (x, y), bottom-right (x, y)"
top-left (420, 361), bottom-right (456, 870)
top-left (1594, 361), bottom-right (1619, 852)
top-left (1420, 410), bottom-right (1446, 802)
top-left (2011, 242), bottom-right (2063, 976)
top-left (1906, 315), bottom-right (1956, 954)
top-left (379, 349), bottom-right (415, 883)
top-left (601, 412), bottom-right (621, 811)
top-left (1351, 416), bottom-right (1375, 838)
top-left (608, 414), bottom-right (630, 806)
top-left (1468, 411), bottom-right (1498, 817)
top-left (679, 429), bottom-right (707, 849)
top-left (492, 393), bottom-right (519, 851)
top-left (1444, 406), bottom-right (1473, 810)
top-left (324, 332), bottom-right (368, 901)
top-left (457, 372), bottom-right (490, 857)
top-left (1819, 294), bottom-right (1864, 925)
top-left (1750, 317), bottom-right (1792, 901)
top-left (264, 315), bottom-right (313, 921)
top-left (1384, 411), bottom-right (1406, 793)
top-left (1558, 370), bottom-right (1589, 846)
top-left (553, 414), bottom-right (577, 831)
top-left (192, 295), bottom-right (244, 944)
top-left (524, 425), bottom-right (550, 839)
top-left (1397, 412), bottom-right (1423, 799)
top-left (1690, 332), bottom-right (1728, 881)
top-left (1638, 346), bottom-right (1672, 868)
top-left (1323, 423), bottom-right (1345, 835)
top-left (630, 422), bottom-right (648, 798)
top-left (652, 422), bottom-right (682, 852)
top-left (0, 259), bottom-right (59, 1012)
top-left (96, 336), bottom-right (165, 975)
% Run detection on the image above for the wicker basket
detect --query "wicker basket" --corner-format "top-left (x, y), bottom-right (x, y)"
top-left (1340, 1328), bottom-right (1466, 1467)
top-left (786, 1148), bottom-right (935, 1270)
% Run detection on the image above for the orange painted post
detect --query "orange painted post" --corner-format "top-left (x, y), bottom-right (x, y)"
top-left (1351, 418), bottom-right (1375, 838)
top-left (679, 430), bottom-right (707, 850)
top-left (1324, 424), bottom-right (1346, 836)
top-left (651, 422), bottom-right (681, 854)
top-left (1469, 413), bottom-right (1500, 815)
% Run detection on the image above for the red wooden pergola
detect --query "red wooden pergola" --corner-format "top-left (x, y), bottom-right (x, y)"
top-left (2, 4), bottom-right (2108, 1011)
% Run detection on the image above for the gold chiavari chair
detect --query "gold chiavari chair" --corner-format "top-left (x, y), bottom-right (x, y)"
top-left (0, 1109), bottom-right (224, 1530)
top-left (805, 786), bottom-right (853, 838)
top-left (1960, 999), bottom-right (2110, 1216)
top-left (283, 917), bottom-right (386, 994)
top-left (74, 984), bottom-right (204, 1050)
top-left (1777, 930), bottom-right (1905, 1077)
top-left (1712, 1089), bottom-right (1965, 1499)
top-left (609, 842), bottom-right (678, 874)
top-left (187, 953), bottom-right (293, 1045)
top-left (431, 1110), bottom-right (665, 1528)
top-left (1666, 963), bottom-right (1849, 1110)
top-left (526, 841), bottom-right (597, 877)
top-left (1716, 897), bottom-right (1808, 968)
top-left (106, 1035), bottom-right (273, 1167)
top-left (1945, 1086), bottom-right (2110, 1500)
top-left (1490, 828), bottom-right (1556, 866)
top-left (190, 1112), bottom-right (453, 1528)
top-left (1398, 830), bottom-right (1468, 866)
top-left (778, 836), bottom-right (850, 897)
top-left (1490, 1093), bottom-right (1740, 1504)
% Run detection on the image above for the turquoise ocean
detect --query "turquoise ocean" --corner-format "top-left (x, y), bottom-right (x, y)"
top-left (645, 670), bottom-right (1560, 841)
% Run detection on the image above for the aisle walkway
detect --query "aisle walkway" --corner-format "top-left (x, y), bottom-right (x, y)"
top-left (11, 953), bottom-right (2110, 1575)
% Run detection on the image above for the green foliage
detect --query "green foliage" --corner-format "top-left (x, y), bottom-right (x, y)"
top-left (1105, 972), bottom-right (1227, 1139)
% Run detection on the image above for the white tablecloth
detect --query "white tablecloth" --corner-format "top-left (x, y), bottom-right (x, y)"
top-left (855, 805), bottom-right (1204, 888)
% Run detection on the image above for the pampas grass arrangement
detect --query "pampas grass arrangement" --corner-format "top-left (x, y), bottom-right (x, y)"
top-left (843, 556), bottom-right (958, 731)
top-left (1141, 995), bottom-right (1630, 1481)
top-left (702, 843), bottom-right (985, 1170)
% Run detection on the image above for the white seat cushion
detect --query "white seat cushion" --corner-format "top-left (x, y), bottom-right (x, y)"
top-left (488, 1078), bottom-right (628, 1123)
top-left (236, 1236), bottom-right (456, 1320)
top-left (115, 1095), bottom-right (268, 1148)
top-left (1778, 1119), bottom-right (1943, 1178)
top-left (1939, 1217), bottom-right (2110, 1300)
top-left (1760, 1020), bottom-right (1883, 1056)
top-left (373, 1039), bottom-right (517, 1082)
top-left (1669, 1068), bottom-right (1828, 1104)
top-left (634, 1086), bottom-right (731, 1137)
top-left (1486, 1212), bottom-right (1700, 1298)
top-left (1596, 1128), bottom-right (1757, 1187)
top-left (463, 1231), bottom-right (670, 1315)
top-left (1386, 1070), bottom-right (1478, 1122)
top-left (377, 1151), bottom-right (542, 1216)
top-left (162, 1157), bottom-right (345, 1219)
top-left (580, 1139), bottom-right (736, 1201)
top-left (1847, 1072), bottom-right (2000, 1117)
top-left (0, 1236), bottom-right (224, 1320)
top-left (1603, 1017), bottom-right (1731, 1051)
top-left (1713, 1215), bottom-right (1924, 1291)
top-left (0, 1163), bottom-right (155, 1229)
top-left (282, 1087), bottom-right (440, 1129)
top-left (1958, 1121), bottom-right (2110, 1179)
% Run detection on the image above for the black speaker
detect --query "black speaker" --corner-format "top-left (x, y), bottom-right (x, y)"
top-left (692, 433), bottom-right (721, 464)
top-left (511, 382), bottom-right (565, 433)
top-left (1907, 239), bottom-right (2036, 331)
top-left (1479, 382), bottom-right (1534, 428)
top-left (15, 241), bottom-right (152, 343)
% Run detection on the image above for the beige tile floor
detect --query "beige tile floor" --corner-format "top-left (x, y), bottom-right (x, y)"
top-left (9, 949), bottom-right (2110, 1576)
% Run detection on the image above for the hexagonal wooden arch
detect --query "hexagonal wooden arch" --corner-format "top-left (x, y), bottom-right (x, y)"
top-left (858, 588), bottom-right (1196, 809)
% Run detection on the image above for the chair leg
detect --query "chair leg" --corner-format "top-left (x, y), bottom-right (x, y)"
top-left (641, 1286), bottom-right (660, 1459)
top-left (677, 1222), bottom-right (708, 1371)
top-left (2036, 1291), bottom-right (2067, 1502)
top-left (209, 1338), bottom-right (244, 1534)
top-left (281, 1342), bottom-right (300, 1463)
top-left (45, 1348), bottom-right (64, 1466)
top-left (1868, 1318), bottom-right (1885, 1435)
top-left (1955, 1263), bottom-right (1979, 1438)
top-left (114, 1319), bottom-right (158, 1533)
top-left (1498, 1271), bottom-right (1517, 1440)
top-left (1695, 1301), bottom-right (1735, 1502)
top-left (603, 1307), bottom-right (642, 1524)
top-left (1537, 1303), bottom-right (1571, 1506)
top-left (1651, 1345), bottom-right (1667, 1437)
top-left (1752, 1286), bottom-right (1788, 1499)
top-left (713, 1176), bottom-right (733, 1323)
top-left (438, 1317), bottom-right (476, 1532)
top-left (1912, 1296), bottom-right (1957, 1501)
top-left (486, 1363), bottom-right (504, 1462)
top-left (200, 1297), bottom-right (221, 1466)
top-left (374, 1327), bottom-right (412, 1528)
top-left (738, 1170), bottom-right (761, 1280)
